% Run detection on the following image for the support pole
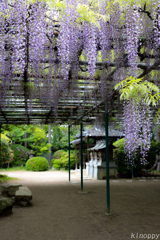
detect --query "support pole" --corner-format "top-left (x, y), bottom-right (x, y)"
top-left (105, 111), bottom-right (110, 214)
top-left (75, 147), bottom-right (77, 170)
top-left (68, 125), bottom-right (71, 181)
top-left (80, 119), bottom-right (83, 191)
top-left (131, 152), bottom-right (134, 179)
top-left (0, 125), bottom-right (1, 168)
top-left (48, 124), bottom-right (51, 168)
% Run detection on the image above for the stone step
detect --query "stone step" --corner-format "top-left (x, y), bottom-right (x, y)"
top-left (15, 186), bottom-right (32, 203)
top-left (0, 197), bottom-right (14, 215)
top-left (1, 184), bottom-right (22, 197)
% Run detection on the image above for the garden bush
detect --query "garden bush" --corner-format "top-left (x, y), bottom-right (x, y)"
top-left (52, 159), bottom-right (63, 170)
top-left (51, 150), bottom-right (77, 170)
top-left (26, 157), bottom-right (49, 171)
top-left (52, 150), bottom-right (66, 160)
top-left (113, 138), bottom-right (160, 177)
top-left (10, 144), bottom-right (30, 167)
top-left (0, 134), bottom-right (13, 168)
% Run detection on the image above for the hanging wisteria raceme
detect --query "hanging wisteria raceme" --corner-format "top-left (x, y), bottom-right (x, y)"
top-left (0, 1), bottom-right (57, 111)
top-left (83, 22), bottom-right (97, 78)
top-left (151, 1), bottom-right (160, 49)
top-left (0, 1), bottom-right (11, 107)
top-left (124, 100), bottom-right (138, 162)
top-left (99, 0), bottom-right (111, 61)
top-left (57, 0), bottom-right (82, 92)
top-left (125, 5), bottom-right (142, 77)
top-left (139, 103), bottom-right (151, 164)
top-left (99, 1), bottom-right (111, 105)
top-left (57, 7), bottom-right (70, 88)
top-left (123, 100), bottom-right (151, 165)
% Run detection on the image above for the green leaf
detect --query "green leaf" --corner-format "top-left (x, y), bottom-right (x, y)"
top-left (114, 76), bottom-right (160, 106)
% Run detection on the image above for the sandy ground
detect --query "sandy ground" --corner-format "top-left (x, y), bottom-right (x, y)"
top-left (0, 170), bottom-right (160, 240)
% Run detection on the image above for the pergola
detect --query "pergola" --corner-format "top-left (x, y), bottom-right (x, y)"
top-left (0, 60), bottom-right (159, 125)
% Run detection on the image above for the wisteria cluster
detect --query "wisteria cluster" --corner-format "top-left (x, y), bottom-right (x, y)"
top-left (151, 1), bottom-right (160, 49)
top-left (124, 100), bottom-right (151, 165)
top-left (125, 5), bottom-right (142, 77)
top-left (0, 0), bottom-right (160, 163)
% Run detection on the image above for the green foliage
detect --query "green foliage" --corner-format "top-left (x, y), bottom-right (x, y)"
top-left (26, 157), bottom-right (49, 171)
top-left (1, 124), bottom-right (79, 165)
top-left (114, 77), bottom-right (160, 105)
top-left (147, 141), bottom-right (160, 169)
top-left (114, 76), bottom-right (160, 125)
top-left (52, 149), bottom-right (65, 160)
top-left (113, 138), bottom-right (160, 177)
top-left (154, 109), bottom-right (160, 124)
top-left (2, 124), bottom-right (51, 156)
top-left (0, 166), bottom-right (26, 171)
top-left (51, 150), bottom-right (77, 170)
top-left (0, 174), bottom-right (18, 183)
top-left (76, 3), bottom-right (101, 28)
top-left (2, 125), bottom-right (29, 144)
top-left (51, 127), bottom-right (65, 152)
top-left (52, 159), bottom-right (62, 170)
top-left (10, 144), bottom-right (30, 167)
top-left (51, 125), bottom-right (79, 152)
top-left (23, 125), bottom-right (51, 155)
top-left (113, 138), bottom-right (124, 148)
top-left (0, 134), bottom-right (13, 167)
top-left (1, 133), bottom-right (10, 143)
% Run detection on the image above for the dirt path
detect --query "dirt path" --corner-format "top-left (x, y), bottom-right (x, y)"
top-left (0, 170), bottom-right (160, 240)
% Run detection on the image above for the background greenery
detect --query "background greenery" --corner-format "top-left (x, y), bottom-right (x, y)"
top-left (0, 134), bottom-right (14, 168)
top-left (0, 124), bottom-right (79, 169)
top-left (51, 149), bottom-right (78, 170)
top-left (10, 144), bottom-right (30, 167)
top-left (1, 124), bottom-right (159, 176)
top-left (113, 138), bottom-right (160, 177)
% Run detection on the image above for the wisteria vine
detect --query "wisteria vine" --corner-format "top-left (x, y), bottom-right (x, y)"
top-left (124, 100), bottom-right (151, 165)
top-left (0, 0), bottom-right (160, 164)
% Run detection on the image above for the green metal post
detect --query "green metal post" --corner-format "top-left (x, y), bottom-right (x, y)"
top-left (0, 125), bottom-right (1, 168)
top-left (68, 125), bottom-right (71, 181)
top-left (48, 124), bottom-right (51, 168)
top-left (105, 111), bottom-right (110, 214)
top-left (131, 152), bottom-right (134, 179)
top-left (80, 119), bottom-right (83, 191)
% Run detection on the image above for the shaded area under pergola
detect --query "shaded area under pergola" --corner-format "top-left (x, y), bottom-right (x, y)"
top-left (1, 61), bottom-right (160, 125)
top-left (1, 59), bottom-right (160, 214)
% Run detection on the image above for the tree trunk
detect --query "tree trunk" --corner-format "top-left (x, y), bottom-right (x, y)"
top-left (24, 133), bottom-right (27, 148)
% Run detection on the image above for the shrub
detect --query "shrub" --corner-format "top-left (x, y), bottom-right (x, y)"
top-left (10, 144), bottom-right (30, 167)
top-left (51, 150), bottom-right (77, 170)
top-left (53, 150), bottom-right (66, 160)
top-left (113, 138), bottom-right (160, 177)
top-left (0, 134), bottom-right (13, 167)
top-left (52, 159), bottom-right (62, 170)
top-left (26, 157), bottom-right (49, 171)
